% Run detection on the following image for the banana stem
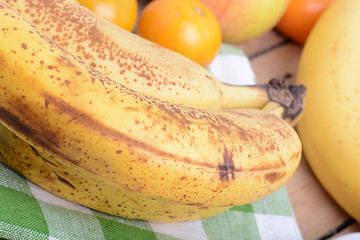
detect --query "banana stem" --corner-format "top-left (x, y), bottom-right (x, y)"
top-left (262, 78), bottom-right (306, 127)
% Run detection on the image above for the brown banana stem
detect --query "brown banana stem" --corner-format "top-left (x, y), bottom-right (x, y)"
top-left (263, 78), bottom-right (306, 127)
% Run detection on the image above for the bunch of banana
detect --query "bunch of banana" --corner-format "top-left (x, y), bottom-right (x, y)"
top-left (6, 0), bottom-right (278, 110)
top-left (0, 1), bottom-right (305, 222)
top-left (297, 0), bottom-right (360, 222)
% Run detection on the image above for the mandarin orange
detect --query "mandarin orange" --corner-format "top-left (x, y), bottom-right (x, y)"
top-left (136, 0), bottom-right (222, 67)
top-left (77, 0), bottom-right (138, 32)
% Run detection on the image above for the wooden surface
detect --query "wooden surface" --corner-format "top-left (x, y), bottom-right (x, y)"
top-left (237, 30), bottom-right (360, 240)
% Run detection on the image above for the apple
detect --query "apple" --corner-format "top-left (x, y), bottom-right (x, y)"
top-left (199, 0), bottom-right (290, 43)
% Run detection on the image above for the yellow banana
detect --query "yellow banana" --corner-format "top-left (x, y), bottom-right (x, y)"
top-left (0, 123), bottom-right (230, 222)
top-left (0, 1), bottom-right (303, 222)
top-left (6, 0), bottom-right (273, 110)
top-left (297, 0), bottom-right (360, 222)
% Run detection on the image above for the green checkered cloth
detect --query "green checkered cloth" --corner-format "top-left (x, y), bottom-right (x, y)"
top-left (0, 44), bottom-right (302, 240)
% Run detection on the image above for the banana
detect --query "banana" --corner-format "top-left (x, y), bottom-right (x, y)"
top-left (0, 123), bottom-right (230, 222)
top-left (296, 0), bottom-right (360, 222)
top-left (0, 1), bottom-right (303, 222)
top-left (6, 0), bottom-right (274, 110)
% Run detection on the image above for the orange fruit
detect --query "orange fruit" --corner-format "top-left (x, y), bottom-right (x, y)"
top-left (276, 0), bottom-right (334, 44)
top-left (136, 0), bottom-right (222, 67)
top-left (77, 0), bottom-right (138, 32)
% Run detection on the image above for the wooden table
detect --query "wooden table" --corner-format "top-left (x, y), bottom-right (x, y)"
top-left (236, 30), bottom-right (360, 240)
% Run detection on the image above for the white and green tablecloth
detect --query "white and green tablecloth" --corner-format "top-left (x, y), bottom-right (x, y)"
top-left (0, 44), bottom-right (302, 240)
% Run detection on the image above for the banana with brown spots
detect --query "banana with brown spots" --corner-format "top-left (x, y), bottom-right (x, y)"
top-left (7, 0), bottom-right (286, 110)
top-left (0, 2), bottom-right (303, 222)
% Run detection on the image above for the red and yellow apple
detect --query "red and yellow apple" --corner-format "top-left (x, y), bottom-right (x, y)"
top-left (199, 0), bottom-right (290, 43)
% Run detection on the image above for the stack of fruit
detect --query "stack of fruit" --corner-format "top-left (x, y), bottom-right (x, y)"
top-left (3, 0), bottom-right (359, 229)
top-left (0, 0), bottom-right (307, 223)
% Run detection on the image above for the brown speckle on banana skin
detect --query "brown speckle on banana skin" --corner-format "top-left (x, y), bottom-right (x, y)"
top-left (265, 172), bottom-right (287, 183)
top-left (219, 146), bottom-right (236, 181)
top-left (30, 145), bottom-right (58, 167)
top-left (54, 171), bottom-right (76, 189)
